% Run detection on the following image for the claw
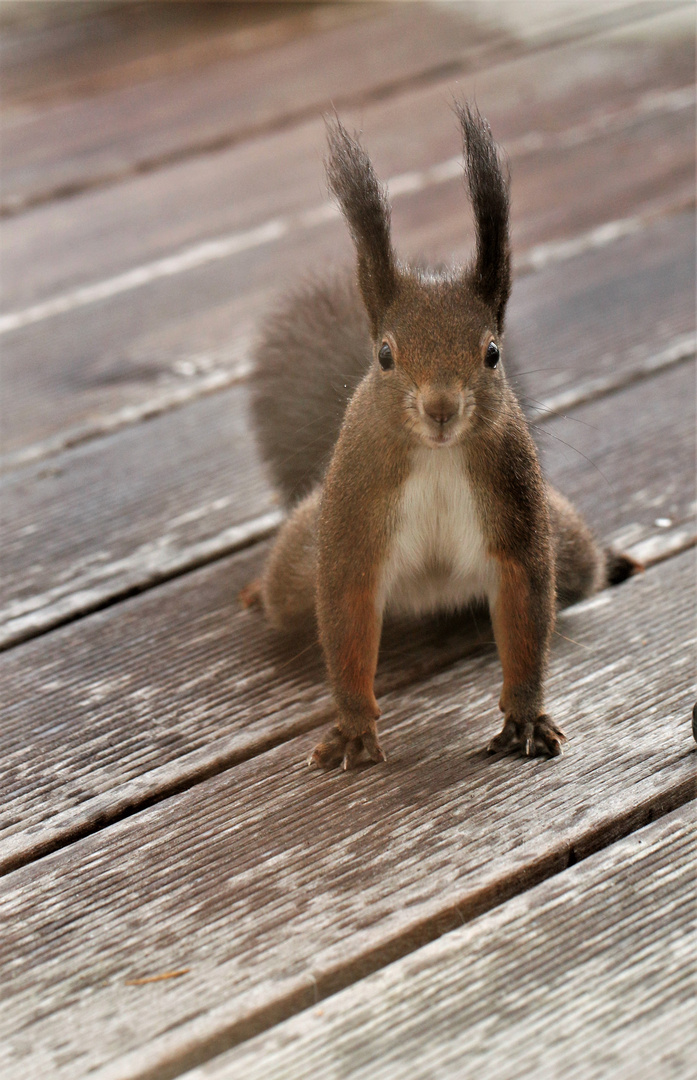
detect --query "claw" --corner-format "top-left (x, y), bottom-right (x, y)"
top-left (308, 725), bottom-right (346, 770)
top-left (308, 724), bottom-right (385, 771)
top-left (342, 737), bottom-right (363, 771)
top-left (487, 713), bottom-right (567, 760)
top-left (361, 729), bottom-right (386, 764)
top-left (487, 717), bottom-right (517, 753)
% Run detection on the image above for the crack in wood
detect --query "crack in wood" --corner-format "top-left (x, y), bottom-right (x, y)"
top-left (1, 0), bottom-right (681, 220)
top-left (60, 783), bottom-right (697, 1080)
top-left (1, 543), bottom-right (693, 879)
top-left (0, 343), bottom-right (693, 652)
top-left (2, 85), bottom-right (693, 341)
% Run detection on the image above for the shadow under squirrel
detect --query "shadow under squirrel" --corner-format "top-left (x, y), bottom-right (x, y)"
top-left (243, 103), bottom-right (640, 770)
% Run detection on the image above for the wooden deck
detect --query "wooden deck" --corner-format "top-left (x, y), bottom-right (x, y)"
top-left (1, 3), bottom-right (695, 1077)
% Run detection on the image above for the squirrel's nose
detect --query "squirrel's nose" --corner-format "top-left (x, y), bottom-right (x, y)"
top-left (423, 396), bottom-right (458, 426)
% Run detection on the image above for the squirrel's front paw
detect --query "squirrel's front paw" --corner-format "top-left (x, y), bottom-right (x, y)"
top-left (487, 713), bottom-right (566, 758)
top-left (308, 723), bottom-right (386, 772)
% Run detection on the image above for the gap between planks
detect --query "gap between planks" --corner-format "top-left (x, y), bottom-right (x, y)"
top-left (30, 727), bottom-right (697, 1080)
top-left (22, 787), bottom-right (697, 1080)
top-left (0, 528), bottom-right (692, 881)
top-left (176, 804), bottom-right (697, 1080)
top-left (0, 545), bottom-right (694, 1080)
top-left (1, 336), bottom-right (693, 653)
top-left (2, 80), bottom-right (693, 341)
top-left (2, 198), bottom-right (694, 475)
top-left (1, 0), bottom-right (680, 219)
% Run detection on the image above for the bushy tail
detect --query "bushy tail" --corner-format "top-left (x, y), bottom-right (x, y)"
top-left (605, 549), bottom-right (643, 586)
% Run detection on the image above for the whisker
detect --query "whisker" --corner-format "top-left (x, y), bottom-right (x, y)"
top-left (535, 426), bottom-right (611, 486)
top-left (520, 396), bottom-right (598, 429)
top-left (506, 367), bottom-right (567, 380)
top-left (273, 638), bottom-right (321, 670)
top-left (553, 628), bottom-right (594, 650)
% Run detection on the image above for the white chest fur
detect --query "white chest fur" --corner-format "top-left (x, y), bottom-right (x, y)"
top-left (382, 446), bottom-right (497, 616)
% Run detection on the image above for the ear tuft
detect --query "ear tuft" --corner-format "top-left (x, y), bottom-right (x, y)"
top-left (454, 101), bottom-right (511, 331)
top-left (325, 117), bottom-right (397, 335)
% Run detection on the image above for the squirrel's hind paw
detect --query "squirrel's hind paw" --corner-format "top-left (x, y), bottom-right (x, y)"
top-left (308, 724), bottom-right (386, 771)
top-left (238, 579), bottom-right (263, 609)
top-left (487, 713), bottom-right (566, 758)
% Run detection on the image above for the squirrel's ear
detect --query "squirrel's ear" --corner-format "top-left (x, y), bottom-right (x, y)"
top-left (325, 118), bottom-right (397, 336)
top-left (454, 102), bottom-right (511, 332)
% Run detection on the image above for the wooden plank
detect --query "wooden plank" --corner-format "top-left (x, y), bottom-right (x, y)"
top-left (1, 99), bottom-right (693, 465)
top-left (1, 6), bottom-right (693, 464)
top-left (2, 2), bottom-right (673, 218)
top-left (0, 2), bottom-right (514, 215)
top-left (0, 550), bottom-right (693, 1080)
top-left (180, 805), bottom-right (697, 1080)
top-left (505, 210), bottom-right (696, 408)
top-left (2, 212), bottom-right (694, 645)
top-left (0, 2), bottom-right (651, 116)
top-left (0, 381), bottom-right (280, 644)
top-left (0, 3), bottom-right (367, 111)
top-left (532, 362), bottom-right (697, 551)
top-left (4, 5), bottom-right (692, 310)
top-left (0, 364), bottom-right (694, 865)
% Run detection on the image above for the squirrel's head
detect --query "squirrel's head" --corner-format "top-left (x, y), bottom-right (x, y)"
top-left (325, 103), bottom-right (511, 449)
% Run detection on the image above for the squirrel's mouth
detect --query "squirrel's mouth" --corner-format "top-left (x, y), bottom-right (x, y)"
top-left (414, 392), bottom-right (474, 447)
top-left (423, 428), bottom-right (460, 448)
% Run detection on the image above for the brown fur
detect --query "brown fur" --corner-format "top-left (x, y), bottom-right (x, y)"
top-left (247, 105), bottom-right (640, 769)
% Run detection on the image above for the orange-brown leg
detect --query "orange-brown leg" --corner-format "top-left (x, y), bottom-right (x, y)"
top-left (309, 584), bottom-right (386, 771)
top-left (487, 556), bottom-right (564, 758)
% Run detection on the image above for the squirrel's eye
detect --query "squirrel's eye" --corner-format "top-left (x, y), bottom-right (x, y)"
top-left (485, 341), bottom-right (500, 369)
top-left (378, 342), bottom-right (394, 370)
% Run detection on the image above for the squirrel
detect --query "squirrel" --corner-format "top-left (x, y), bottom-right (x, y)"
top-left (243, 102), bottom-right (640, 771)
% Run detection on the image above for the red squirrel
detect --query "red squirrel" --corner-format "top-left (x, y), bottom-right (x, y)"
top-left (245, 103), bottom-right (639, 770)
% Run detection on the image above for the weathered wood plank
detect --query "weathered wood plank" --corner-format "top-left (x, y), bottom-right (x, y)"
top-left (4, 5), bottom-right (692, 310)
top-left (532, 362), bottom-right (697, 551)
top-left (0, 550), bottom-right (693, 1080)
top-left (1, 103), bottom-right (693, 464)
top-left (183, 804), bottom-right (697, 1080)
top-left (0, 3), bottom-right (367, 111)
top-left (1, 2), bottom-right (653, 117)
top-left (2, 214), bottom-right (693, 645)
top-left (0, 2), bottom-right (513, 215)
top-left (0, 364), bottom-right (694, 865)
top-left (0, 381), bottom-right (279, 644)
top-left (2, 2), bottom-right (675, 218)
top-left (1, 6), bottom-right (693, 464)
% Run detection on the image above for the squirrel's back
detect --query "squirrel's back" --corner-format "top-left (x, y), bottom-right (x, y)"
top-left (250, 267), bottom-right (370, 507)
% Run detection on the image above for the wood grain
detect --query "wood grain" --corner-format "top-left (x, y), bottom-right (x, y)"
top-left (1, 107), bottom-right (694, 463)
top-left (0, 3), bottom-right (368, 110)
top-left (184, 804), bottom-right (697, 1080)
top-left (2, 214), bottom-right (693, 644)
top-left (4, 6), bottom-right (692, 310)
top-left (0, 364), bottom-right (694, 866)
top-left (0, 549), bottom-right (694, 1080)
top-left (0, 3), bottom-right (512, 215)
top-left (1, 7), bottom-right (693, 463)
